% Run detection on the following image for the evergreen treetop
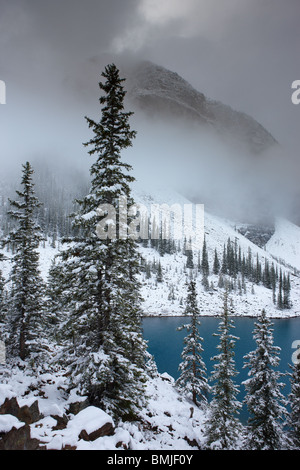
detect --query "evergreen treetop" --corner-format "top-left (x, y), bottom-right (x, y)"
top-left (204, 290), bottom-right (242, 449)
top-left (176, 280), bottom-right (210, 407)
top-left (4, 162), bottom-right (45, 362)
top-left (243, 309), bottom-right (287, 450)
top-left (59, 64), bottom-right (147, 419)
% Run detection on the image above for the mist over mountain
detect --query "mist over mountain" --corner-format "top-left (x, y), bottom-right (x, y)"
top-left (0, 59), bottom-right (297, 232)
top-left (114, 60), bottom-right (295, 228)
top-left (125, 60), bottom-right (277, 155)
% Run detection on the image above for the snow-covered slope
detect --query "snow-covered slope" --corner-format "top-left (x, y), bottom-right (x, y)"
top-left (1, 184), bottom-right (299, 319)
top-left (266, 218), bottom-right (300, 272)
top-left (0, 365), bottom-right (209, 450)
top-left (132, 183), bottom-right (300, 318)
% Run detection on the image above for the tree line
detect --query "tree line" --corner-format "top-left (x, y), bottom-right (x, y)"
top-left (176, 280), bottom-right (300, 450)
top-left (139, 221), bottom-right (292, 309)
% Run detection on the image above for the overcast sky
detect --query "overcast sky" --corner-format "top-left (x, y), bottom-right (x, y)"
top-left (0, 0), bottom-right (299, 174)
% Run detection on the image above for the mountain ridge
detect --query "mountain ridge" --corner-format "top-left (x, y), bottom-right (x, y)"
top-left (124, 60), bottom-right (277, 154)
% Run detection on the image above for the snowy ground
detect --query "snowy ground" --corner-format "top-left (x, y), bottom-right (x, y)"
top-left (139, 245), bottom-right (300, 319)
top-left (0, 365), bottom-right (210, 450)
top-left (266, 217), bottom-right (300, 272)
top-left (134, 183), bottom-right (300, 318)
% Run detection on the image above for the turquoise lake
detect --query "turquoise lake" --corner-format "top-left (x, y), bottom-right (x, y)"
top-left (142, 315), bottom-right (300, 422)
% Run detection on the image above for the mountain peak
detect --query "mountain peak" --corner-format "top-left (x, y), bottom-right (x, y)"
top-left (124, 60), bottom-right (277, 154)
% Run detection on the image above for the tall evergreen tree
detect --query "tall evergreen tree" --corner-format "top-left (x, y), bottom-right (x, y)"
top-left (59, 64), bottom-right (148, 419)
top-left (283, 273), bottom-right (291, 309)
top-left (197, 250), bottom-right (201, 273)
top-left (213, 248), bottom-right (220, 275)
top-left (226, 238), bottom-right (234, 277)
top-left (270, 263), bottom-right (277, 304)
top-left (254, 254), bottom-right (262, 284)
top-left (0, 267), bottom-right (7, 338)
top-left (4, 162), bottom-right (45, 362)
top-left (287, 350), bottom-right (300, 449)
top-left (0, 260), bottom-right (5, 307)
top-left (156, 260), bottom-right (163, 283)
top-left (263, 259), bottom-right (271, 289)
top-left (221, 244), bottom-right (227, 275)
top-left (277, 269), bottom-right (283, 310)
top-left (201, 236), bottom-right (209, 290)
top-left (175, 280), bottom-right (210, 407)
top-left (186, 247), bottom-right (194, 270)
top-left (243, 309), bottom-right (287, 450)
top-left (204, 291), bottom-right (242, 449)
top-left (201, 236), bottom-right (209, 277)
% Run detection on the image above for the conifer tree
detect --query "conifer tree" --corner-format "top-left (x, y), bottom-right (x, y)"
top-left (226, 238), bottom-right (234, 277)
top-left (246, 247), bottom-right (253, 280)
top-left (263, 259), bottom-right (271, 289)
top-left (204, 291), bottom-right (242, 449)
top-left (213, 248), bottom-right (220, 275)
top-left (277, 269), bottom-right (283, 309)
top-left (59, 64), bottom-right (148, 419)
top-left (243, 309), bottom-right (287, 450)
top-left (283, 273), bottom-right (291, 309)
top-left (156, 260), bottom-right (163, 283)
top-left (271, 263), bottom-right (277, 304)
top-left (0, 265), bottom-right (5, 307)
top-left (287, 350), bottom-right (300, 449)
top-left (186, 248), bottom-right (194, 270)
top-left (197, 251), bottom-right (201, 273)
top-left (176, 280), bottom-right (210, 407)
top-left (4, 162), bottom-right (45, 362)
top-left (238, 245), bottom-right (242, 272)
top-left (255, 254), bottom-right (262, 284)
top-left (0, 267), bottom-right (6, 337)
top-left (201, 236), bottom-right (209, 276)
top-left (158, 225), bottom-right (165, 257)
top-left (201, 236), bottom-right (209, 290)
top-left (221, 245), bottom-right (227, 275)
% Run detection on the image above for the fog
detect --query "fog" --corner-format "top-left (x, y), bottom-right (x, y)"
top-left (123, 113), bottom-right (297, 224)
top-left (1, 0), bottom-right (299, 224)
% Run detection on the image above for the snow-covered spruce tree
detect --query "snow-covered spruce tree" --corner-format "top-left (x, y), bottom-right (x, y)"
top-left (59, 64), bottom-right (148, 420)
top-left (4, 162), bottom-right (46, 363)
top-left (213, 248), bottom-right (220, 275)
top-left (201, 236), bottom-right (209, 291)
top-left (287, 352), bottom-right (300, 449)
top-left (243, 309), bottom-right (287, 450)
top-left (175, 280), bottom-right (210, 408)
top-left (0, 266), bottom-right (7, 338)
top-left (0, 261), bottom-right (5, 309)
top-left (156, 260), bottom-right (163, 283)
top-left (283, 273), bottom-right (291, 309)
top-left (45, 257), bottom-right (69, 343)
top-left (204, 290), bottom-right (243, 449)
top-left (201, 235), bottom-right (209, 277)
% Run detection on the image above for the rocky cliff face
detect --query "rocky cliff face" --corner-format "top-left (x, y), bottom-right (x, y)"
top-left (125, 60), bottom-right (277, 155)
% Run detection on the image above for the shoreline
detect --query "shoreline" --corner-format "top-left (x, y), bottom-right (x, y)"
top-left (142, 311), bottom-right (300, 319)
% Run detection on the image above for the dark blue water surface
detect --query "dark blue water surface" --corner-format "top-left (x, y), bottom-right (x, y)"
top-left (142, 315), bottom-right (300, 422)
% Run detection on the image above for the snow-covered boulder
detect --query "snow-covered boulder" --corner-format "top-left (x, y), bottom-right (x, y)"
top-left (67, 406), bottom-right (114, 442)
top-left (0, 414), bottom-right (23, 433)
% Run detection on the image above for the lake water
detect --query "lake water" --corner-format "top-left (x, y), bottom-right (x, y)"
top-left (142, 315), bottom-right (300, 422)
